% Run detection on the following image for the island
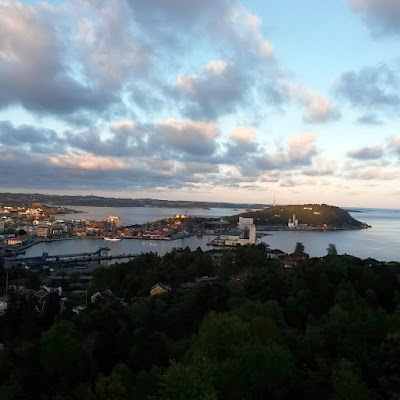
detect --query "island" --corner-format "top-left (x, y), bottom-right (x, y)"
top-left (227, 204), bottom-right (370, 230)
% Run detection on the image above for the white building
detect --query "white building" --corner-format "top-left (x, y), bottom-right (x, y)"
top-left (288, 214), bottom-right (299, 228)
top-left (212, 217), bottom-right (257, 246)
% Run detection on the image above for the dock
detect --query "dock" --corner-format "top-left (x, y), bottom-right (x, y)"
top-left (3, 247), bottom-right (141, 269)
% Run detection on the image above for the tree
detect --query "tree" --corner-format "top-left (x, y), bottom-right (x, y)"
top-left (327, 243), bottom-right (338, 256)
top-left (162, 353), bottom-right (216, 400)
top-left (294, 242), bottom-right (305, 254)
top-left (40, 320), bottom-right (82, 383)
top-left (332, 359), bottom-right (369, 400)
top-left (192, 311), bottom-right (250, 362)
top-left (87, 371), bottom-right (129, 400)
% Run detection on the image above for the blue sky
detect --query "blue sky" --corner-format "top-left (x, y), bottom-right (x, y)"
top-left (0, 0), bottom-right (399, 207)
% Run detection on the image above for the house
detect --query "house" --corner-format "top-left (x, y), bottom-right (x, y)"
top-left (290, 251), bottom-right (309, 260)
top-left (91, 289), bottom-right (115, 304)
top-left (281, 257), bottom-right (298, 268)
top-left (266, 249), bottom-right (286, 259)
top-left (35, 286), bottom-right (62, 311)
top-left (150, 282), bottom-right (172, 296)
top-left (281, 252), bottom-right (309, 268)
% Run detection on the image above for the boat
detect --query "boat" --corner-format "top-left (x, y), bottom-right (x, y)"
top-left (103, 237), bottom-right (121, 242)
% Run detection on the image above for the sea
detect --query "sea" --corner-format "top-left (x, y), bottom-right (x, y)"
top-left (22, 206), bottom-right (400, 262)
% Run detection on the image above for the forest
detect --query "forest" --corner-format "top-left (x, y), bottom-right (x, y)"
top-left (1, 244), bottom-right (400, 399)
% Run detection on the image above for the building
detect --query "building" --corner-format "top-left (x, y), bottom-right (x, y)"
top-left (266, 249), bottom-right (286, 259)
top-left (281, 252), bottom-right (309, 268)
top-left (108, 216), bottom-right (120, 230)
top-left (209, 217), bottom-right (258, 246)
top-left (4, 236), bottom-right (23, 245)
top-left (150, 282), bottom-right (172, 296)
top-left (288, 215), bottom-right (299, 228)
top-left (36, 225), bottom-right (50, 237)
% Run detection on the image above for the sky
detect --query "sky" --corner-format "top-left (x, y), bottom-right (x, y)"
top-left (0, 0), bottom-right (399, 208)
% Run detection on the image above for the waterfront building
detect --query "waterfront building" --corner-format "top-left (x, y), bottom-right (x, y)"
top-left (4, 236), bottom-right (23, 245)
top-left (288, 215), bottom-right (299, 228)
top-left (209, 217), bottom-right (258, 246)
top-left (36, 225), bottom-right (50, 237)
top-left (108, 216), bottom-right (120, 231)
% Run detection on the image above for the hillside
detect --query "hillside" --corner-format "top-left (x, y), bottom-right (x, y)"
top-left (230, 204), bottom-right (366, 229)
top-left (1, 247), bottom-right (399, 399)
top-left (0, 192), bottom-right (267, 210)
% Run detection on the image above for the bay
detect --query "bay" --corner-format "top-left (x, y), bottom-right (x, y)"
top-left (260, 208), bottom-right (399, 261)
top-left (23, 207), bottom-right (400, 262)
top-left (59, 205), bottom-right (242, 225)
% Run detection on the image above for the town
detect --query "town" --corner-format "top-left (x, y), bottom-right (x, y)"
top-left (0, 202), bottom-right (267, 259)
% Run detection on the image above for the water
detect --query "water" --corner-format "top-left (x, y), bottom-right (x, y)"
top-left (20, 235), bottom-right (216, 259)
top-left (23, 207), bottom-right (400, 261)
top-left (260, 208), bottom-right (400, 261)
top-left (59, 206), bottom-right (243, 225)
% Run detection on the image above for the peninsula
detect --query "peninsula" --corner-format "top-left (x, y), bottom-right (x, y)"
top-left (228, 204), bottom-right (370, 230)
top-left (0, 193), bottom-right (267, 210)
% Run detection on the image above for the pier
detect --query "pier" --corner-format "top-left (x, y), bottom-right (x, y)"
top-left (3, 247), bottom-right (141, 269)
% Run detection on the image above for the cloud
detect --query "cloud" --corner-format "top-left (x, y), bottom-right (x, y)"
top-left (287, 133), bottom-right (317, 160)
top-left (335, 65), bottom-right (400, 110)
top-left (48, 153), bottom-right (130, 170)
top-left (347, 145), bottom-right (384, 160)
top-left (224, 126), bottom-right (259, 159)
top-left (0, 120), bottom-right (64, 154)
top-left (356, 114), bottom-right (383, 125)
top-left (254, 133), bottom-right (318, 171)
top-left (0, 1), bottom-right (117, 115)
top-left (347, 167), bottom-right (400, 180)
top-left (388, 137), bottom-right (400, 156)
top-left (176, 60), bottom-right (248, 119)
top-left (349, 0), bottom-right (400, 36)
top-left (126, 0), bottom-right (274, 60)
top-left (76, 1), bottom-right (147, 86)
top-left (110, 120), bottom-right (138, 136)
top-left (65, 127), bottom-right (145, 158)
top-left (153, 119), bottom-right (220, 158)
top-left (280, 82), bottom-right (340, 123)
top-left (229, 126), bottom-right (256, 143)
top-left (302, 160), bottom-right (337, 176)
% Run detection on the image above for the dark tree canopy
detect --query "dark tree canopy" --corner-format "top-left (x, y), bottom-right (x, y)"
top-left (0, 246), bottom-right (399, 399)
top-left (294, 242), bottom-right (305, 254)
top-left (327, 243), bottom-right (338, 256)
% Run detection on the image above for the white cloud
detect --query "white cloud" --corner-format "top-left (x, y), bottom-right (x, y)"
top-left (389, 137), bottom-right (400, 155)
top-left (110, 120), bottom-right (138, 136)
top-left (287, 133), bottom-right (317, 160)
top-left (229, 126), bottom-right (256, 143)
top-left (286, 83), bottom-right (340, 123)
top-left (349, 167), bottom-right (400, 180)
top-left (154, 119), bottom-right (220, 157)
top-left (48, 153), bottom-right (129, 170)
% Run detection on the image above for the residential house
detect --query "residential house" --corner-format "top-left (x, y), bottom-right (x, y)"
top-left (150, 282), bottom-right (172, 296)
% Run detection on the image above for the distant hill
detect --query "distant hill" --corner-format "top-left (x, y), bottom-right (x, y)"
top-left (0, 192), bottom-right (268, 210)
top-left (229, 204), bottom-right (366, 229)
